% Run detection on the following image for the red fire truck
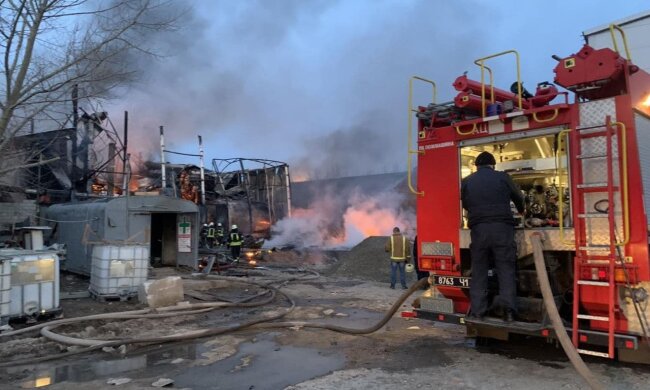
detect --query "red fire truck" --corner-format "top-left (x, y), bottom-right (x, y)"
top-left (408, 25), bottom-right (650, 363)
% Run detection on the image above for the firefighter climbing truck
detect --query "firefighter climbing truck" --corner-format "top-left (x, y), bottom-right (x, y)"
top-left (408, 26), bottom-right (650, 362)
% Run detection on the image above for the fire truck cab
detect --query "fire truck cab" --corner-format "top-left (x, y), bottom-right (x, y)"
top-left (409, 25), bottom-right (650, 362)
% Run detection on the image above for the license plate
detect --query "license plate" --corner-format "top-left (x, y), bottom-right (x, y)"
top-left (432, 275), bottom-right (470, 288)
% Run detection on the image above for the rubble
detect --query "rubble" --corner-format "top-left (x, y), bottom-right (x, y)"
top-left (151, 378), bottom-right (174, 387)
top-left (138, 276), bottom-right (184, 308)
top-left (107, 378), bottom-right (132, 385)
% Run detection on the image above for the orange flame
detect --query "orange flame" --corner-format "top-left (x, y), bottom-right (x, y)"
top-left (129, 176), bottom-right (139, 192)
top-left (643, 93), bottom-right (650, 107)
top-left (291, 169), bottom-right (310, 183)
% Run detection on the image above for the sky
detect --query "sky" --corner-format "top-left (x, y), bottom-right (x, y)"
top-left (106, 0), bottom-right (650, 180)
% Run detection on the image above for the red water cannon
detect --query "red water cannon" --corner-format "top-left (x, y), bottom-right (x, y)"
top-left (529, 82), bottom-right (559, 108)
top-left (553, 44), bottom-right (639, 100)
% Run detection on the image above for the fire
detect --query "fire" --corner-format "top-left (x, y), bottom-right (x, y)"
top-left (265, 190), bottom-right (415, 249)
top-left (129, 176), bottom-right (139, 192)
top-left (291, 169), bottom-right (310, 183)
top-left (643, 93), bottom-right (650, 107)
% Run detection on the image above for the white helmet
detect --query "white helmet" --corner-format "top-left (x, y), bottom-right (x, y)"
top-left (203, 223), bottom-right (208, 227)
top-left (232, 224), bottom-right (238, 229)
top-left (209, 222), bottom-right (214, 226)
top-left (217, 223), bottom-right (222, 227)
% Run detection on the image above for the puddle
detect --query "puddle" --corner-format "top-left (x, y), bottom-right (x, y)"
top-left (173, 335), bottom-right (345, 390)
top-left (9, 334), bottom-right (344, 389)
top-left (316, 307), bottom-right (384, 328)
top-left (9, 344), bottom-right (200, 389)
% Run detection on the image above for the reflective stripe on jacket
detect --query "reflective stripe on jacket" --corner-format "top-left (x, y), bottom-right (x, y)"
top-left (229, 232), bottom-right (242, 246)
top-left (207, 228), bottom-right (215, 238)
top-left (385, 233), bottom-right (410, 261)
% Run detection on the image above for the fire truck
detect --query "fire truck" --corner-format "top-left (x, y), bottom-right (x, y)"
top-left (408, 25), bottom-right (650, 363)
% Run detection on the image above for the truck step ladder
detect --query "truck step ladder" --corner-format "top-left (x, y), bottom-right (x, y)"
top-left (571, 115), bottom-right (620, 359)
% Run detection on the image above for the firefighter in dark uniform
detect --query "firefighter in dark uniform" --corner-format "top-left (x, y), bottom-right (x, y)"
top-left (228, 224), bottom-right (243, 260)
top-left (206, 222), bottom-right (216, 248)
top-left (461, 151), bottom-right (525, 322)
top-left (216, 223), bottom-right (225, 246)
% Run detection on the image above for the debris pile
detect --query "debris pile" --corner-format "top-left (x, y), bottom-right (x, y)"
top-left (330, 236), bottom-right (407, 283)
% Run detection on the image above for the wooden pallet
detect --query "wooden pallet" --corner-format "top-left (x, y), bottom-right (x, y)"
top-left (89, 290), bottom-right (136, 302)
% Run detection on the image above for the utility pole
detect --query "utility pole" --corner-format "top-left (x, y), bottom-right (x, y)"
top-left (160, 126), bottom-right (166, 190)
top-left (198, 135), bottom-right (206, 205)
top-left (71, 85), bottom-right (79, 200)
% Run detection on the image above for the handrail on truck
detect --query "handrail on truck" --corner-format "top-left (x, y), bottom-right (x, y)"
top-left (407, 76), bottom-right (435, 196)
top-left (608, 24), bottom-right (632, 61)
top-left (612, 121), bottom-right (630, 246)
top-left (557, 128), bottom-right (574, 245)
top-left (472, 61), bottom-right (495, 105)
top-left (474, 50), bottom-right (523, 117)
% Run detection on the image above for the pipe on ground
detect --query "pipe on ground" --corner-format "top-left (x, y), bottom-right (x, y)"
top-left (530, 233), bottom-right (604, 390)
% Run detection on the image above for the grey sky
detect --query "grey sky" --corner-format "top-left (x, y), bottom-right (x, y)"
top-left (106, 0), bottom-right (650, 178)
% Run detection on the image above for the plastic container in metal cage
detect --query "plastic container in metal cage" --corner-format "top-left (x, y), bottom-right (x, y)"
top-left (89, 245), bottom-right (149, 298)
top-left (0, 249), bottom-right (61, 319)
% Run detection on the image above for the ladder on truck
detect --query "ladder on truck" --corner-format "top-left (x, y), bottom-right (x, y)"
top-left (571, 115), bottom-right (626, 359)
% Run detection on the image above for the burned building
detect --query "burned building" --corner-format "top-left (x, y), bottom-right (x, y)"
top-left (208, 158), bottom-right (291, 237)
top-left (137, 159), bottom-right (292, 238)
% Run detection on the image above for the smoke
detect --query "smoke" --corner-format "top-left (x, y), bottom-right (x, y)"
top-left (104, 1), bottom-right (486, 172)
top-left (264, 184), bottom-right (414, 249)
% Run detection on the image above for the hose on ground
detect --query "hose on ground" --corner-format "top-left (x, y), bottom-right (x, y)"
top-left (252, 277), bottom-right (429, 334)
top-left (0, 275), bottom-right (289, 339)
top-left (530, 233), bottom-right (604, 390)
top-left (1, 269), bottom-right (423, 367)
top-left (0, 281), bottom-right (295, 367)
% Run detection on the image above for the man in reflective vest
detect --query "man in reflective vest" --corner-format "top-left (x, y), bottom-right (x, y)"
top-left (228, 224), bottom-right (243, 260)
top-left (216, 223), bottom-right (225, 246)
top-left (206, 222), bottom-right (216, 248)
top-left (385, 227), bottom-right (411, 289)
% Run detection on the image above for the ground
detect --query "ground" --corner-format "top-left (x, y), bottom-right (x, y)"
top-left (1, 239), bottom-right (650, 389)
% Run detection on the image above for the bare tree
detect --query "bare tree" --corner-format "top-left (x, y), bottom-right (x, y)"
top-left (0, 0), bottom-right (181, 177)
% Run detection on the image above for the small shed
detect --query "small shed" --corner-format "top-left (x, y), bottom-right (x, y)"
top-left (45, 195), bottom-right (199, 275)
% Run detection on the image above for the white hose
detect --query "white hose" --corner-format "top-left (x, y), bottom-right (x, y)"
top-left (530, 233), bottom-right (604, 390)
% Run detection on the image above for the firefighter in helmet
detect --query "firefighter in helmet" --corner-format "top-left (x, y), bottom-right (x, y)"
top-left (228, 224), bottom-right (243, 260)
top-left (206, 222), bottom-right (216, 248)
top-left (461, 151), bottom-right (525, 322)
top-left (216, 222), bottom-right (225, 246)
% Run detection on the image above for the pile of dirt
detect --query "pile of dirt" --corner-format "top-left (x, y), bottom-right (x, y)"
top-left (330, 236), bottom-right (397, 283)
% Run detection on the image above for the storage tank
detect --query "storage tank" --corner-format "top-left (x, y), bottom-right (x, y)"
top-left (0, 249), bottom-right (61, 319)
top-left (89, 244), bottom-right (149, 299)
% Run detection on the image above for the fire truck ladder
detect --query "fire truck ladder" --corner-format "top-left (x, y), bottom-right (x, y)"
top-left (571, 115), bottom-right (627, 359)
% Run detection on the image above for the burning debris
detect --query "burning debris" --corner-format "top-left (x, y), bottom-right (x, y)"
top-left (265, 179), bottom-right (415, 250)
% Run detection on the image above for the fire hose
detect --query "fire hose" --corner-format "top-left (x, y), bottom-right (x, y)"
top-left (1, 258), bottom-right (603, 390)
top-left (0, 270), bottom-right (426, 367)
top-left (530, 233), bottom-right (604, 390)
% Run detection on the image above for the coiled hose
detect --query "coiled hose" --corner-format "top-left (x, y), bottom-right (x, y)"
top-left (0, 272), bottom-right (426, 367)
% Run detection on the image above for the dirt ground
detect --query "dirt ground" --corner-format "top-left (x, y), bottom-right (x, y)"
top-left (1, 237), bottom-right (650, 389)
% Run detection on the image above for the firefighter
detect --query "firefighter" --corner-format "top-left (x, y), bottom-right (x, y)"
top-left (461, 151), bottom-right (525, 322)
top-left (228, 224), bottom-right (243, 260)
top-left (200, 223), bottom-right (209, 248)
top-left (384, 227), bottom-right (411, 289)
top-left (206, 222), bottom-right (216, 248)
top-left (216, 223), bottom-right (225, 246)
